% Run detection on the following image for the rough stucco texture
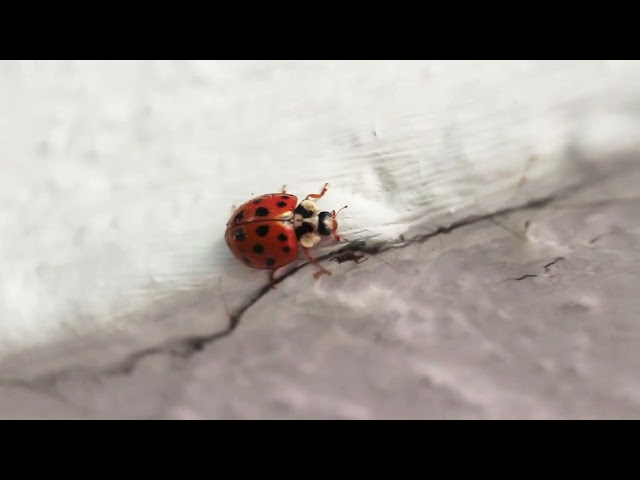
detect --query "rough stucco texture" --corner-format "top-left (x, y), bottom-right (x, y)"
top-left (1, 166), bottom-right (639, 419)
top-left (1, 60), bottom-right (639, 418)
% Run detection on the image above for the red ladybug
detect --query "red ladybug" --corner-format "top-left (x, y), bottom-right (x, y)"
top-left (225, 183), bottom-right (347, 288)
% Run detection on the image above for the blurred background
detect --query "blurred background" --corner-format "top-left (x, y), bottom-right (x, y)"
top-left (1, 60), bottom-right (639, 418)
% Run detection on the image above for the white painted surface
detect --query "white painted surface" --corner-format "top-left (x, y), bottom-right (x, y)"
top-left (1, 61), bottom-right (639, 417)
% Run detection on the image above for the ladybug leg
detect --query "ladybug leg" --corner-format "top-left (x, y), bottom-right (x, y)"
top-left (281, 184), bottom-right (288, 194)
top-left (268, 269), bottom-right (278, 289)
top-left (302, 247), bottom-right (332, 279)
top-left (332, 231), bottom-right (345, 242)
top-left (331, 205), bottom-right (349, 242)
top-left (305, 182), bottom-right (329, 201)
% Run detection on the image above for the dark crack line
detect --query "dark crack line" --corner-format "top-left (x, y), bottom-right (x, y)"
top-left (514, 274), bottom-right (538, 281)
top-left (0, 179), bottom-right (596, 389)
top-left (589, 233), bottom-right (607, 244)
top-left (497, 256), bottom-right (566, 284)
top-left (497, 274), bottom-right (539, 284)
top-left (543, 257), bottom-right (565, 272)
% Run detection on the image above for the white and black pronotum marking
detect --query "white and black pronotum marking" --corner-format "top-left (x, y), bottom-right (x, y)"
top-left (293, 199), bottom-right (337, 248)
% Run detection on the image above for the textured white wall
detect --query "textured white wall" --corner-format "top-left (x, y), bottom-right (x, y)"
top-left (1, 61), bottom-right (639, 417)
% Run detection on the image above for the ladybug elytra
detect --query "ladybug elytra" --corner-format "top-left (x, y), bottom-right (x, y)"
top-left (224, 183), bottom-right (347, 288)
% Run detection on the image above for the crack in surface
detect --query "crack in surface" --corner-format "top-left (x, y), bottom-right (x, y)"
top-left (497, 274), bottom-right (539, 284)
top-left (497, 256), bottom-right (566, 284)
top-left (543, 257), bottom-right (565, 272)
top-left (0, 177), bottom-right (599, 391)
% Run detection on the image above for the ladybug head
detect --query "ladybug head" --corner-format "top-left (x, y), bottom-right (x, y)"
top-left (318, 205), bottom-right (347, 242)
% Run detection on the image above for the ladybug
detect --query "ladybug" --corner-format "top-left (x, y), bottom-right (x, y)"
top-left (225, 183), bottom-right (347, 288)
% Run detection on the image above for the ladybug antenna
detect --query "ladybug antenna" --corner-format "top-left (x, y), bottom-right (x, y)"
top-left (332, 205), bottom-right (348, 218)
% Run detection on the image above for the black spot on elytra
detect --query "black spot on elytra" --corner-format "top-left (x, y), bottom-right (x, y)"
top-left (277, 201), bottom-right (287, 208)
top-left (282, 246), bottom-right (291, 253)
top-left (234, 211), bottom-right (245, 223)
top-left (242, 256), bottom-right (251, 264)
top-left (255, 225), bottom-right (269, 237)
top-left (266, 258), bottom-right (276, 267)
top-left (252, 244), bottom-right (264, 254)
top-left (295, 204), bottom-right (313, 218)
top-left (252, 198), bottom-right (262, 204)
top-left (278, 233), bottom-right (288, 242)
top-left (255, 207), bottom-right (269, 217)
top-left (234, 229), bottom-right (247, 241)
top-left (295, 222), bottom-right (314, 240)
